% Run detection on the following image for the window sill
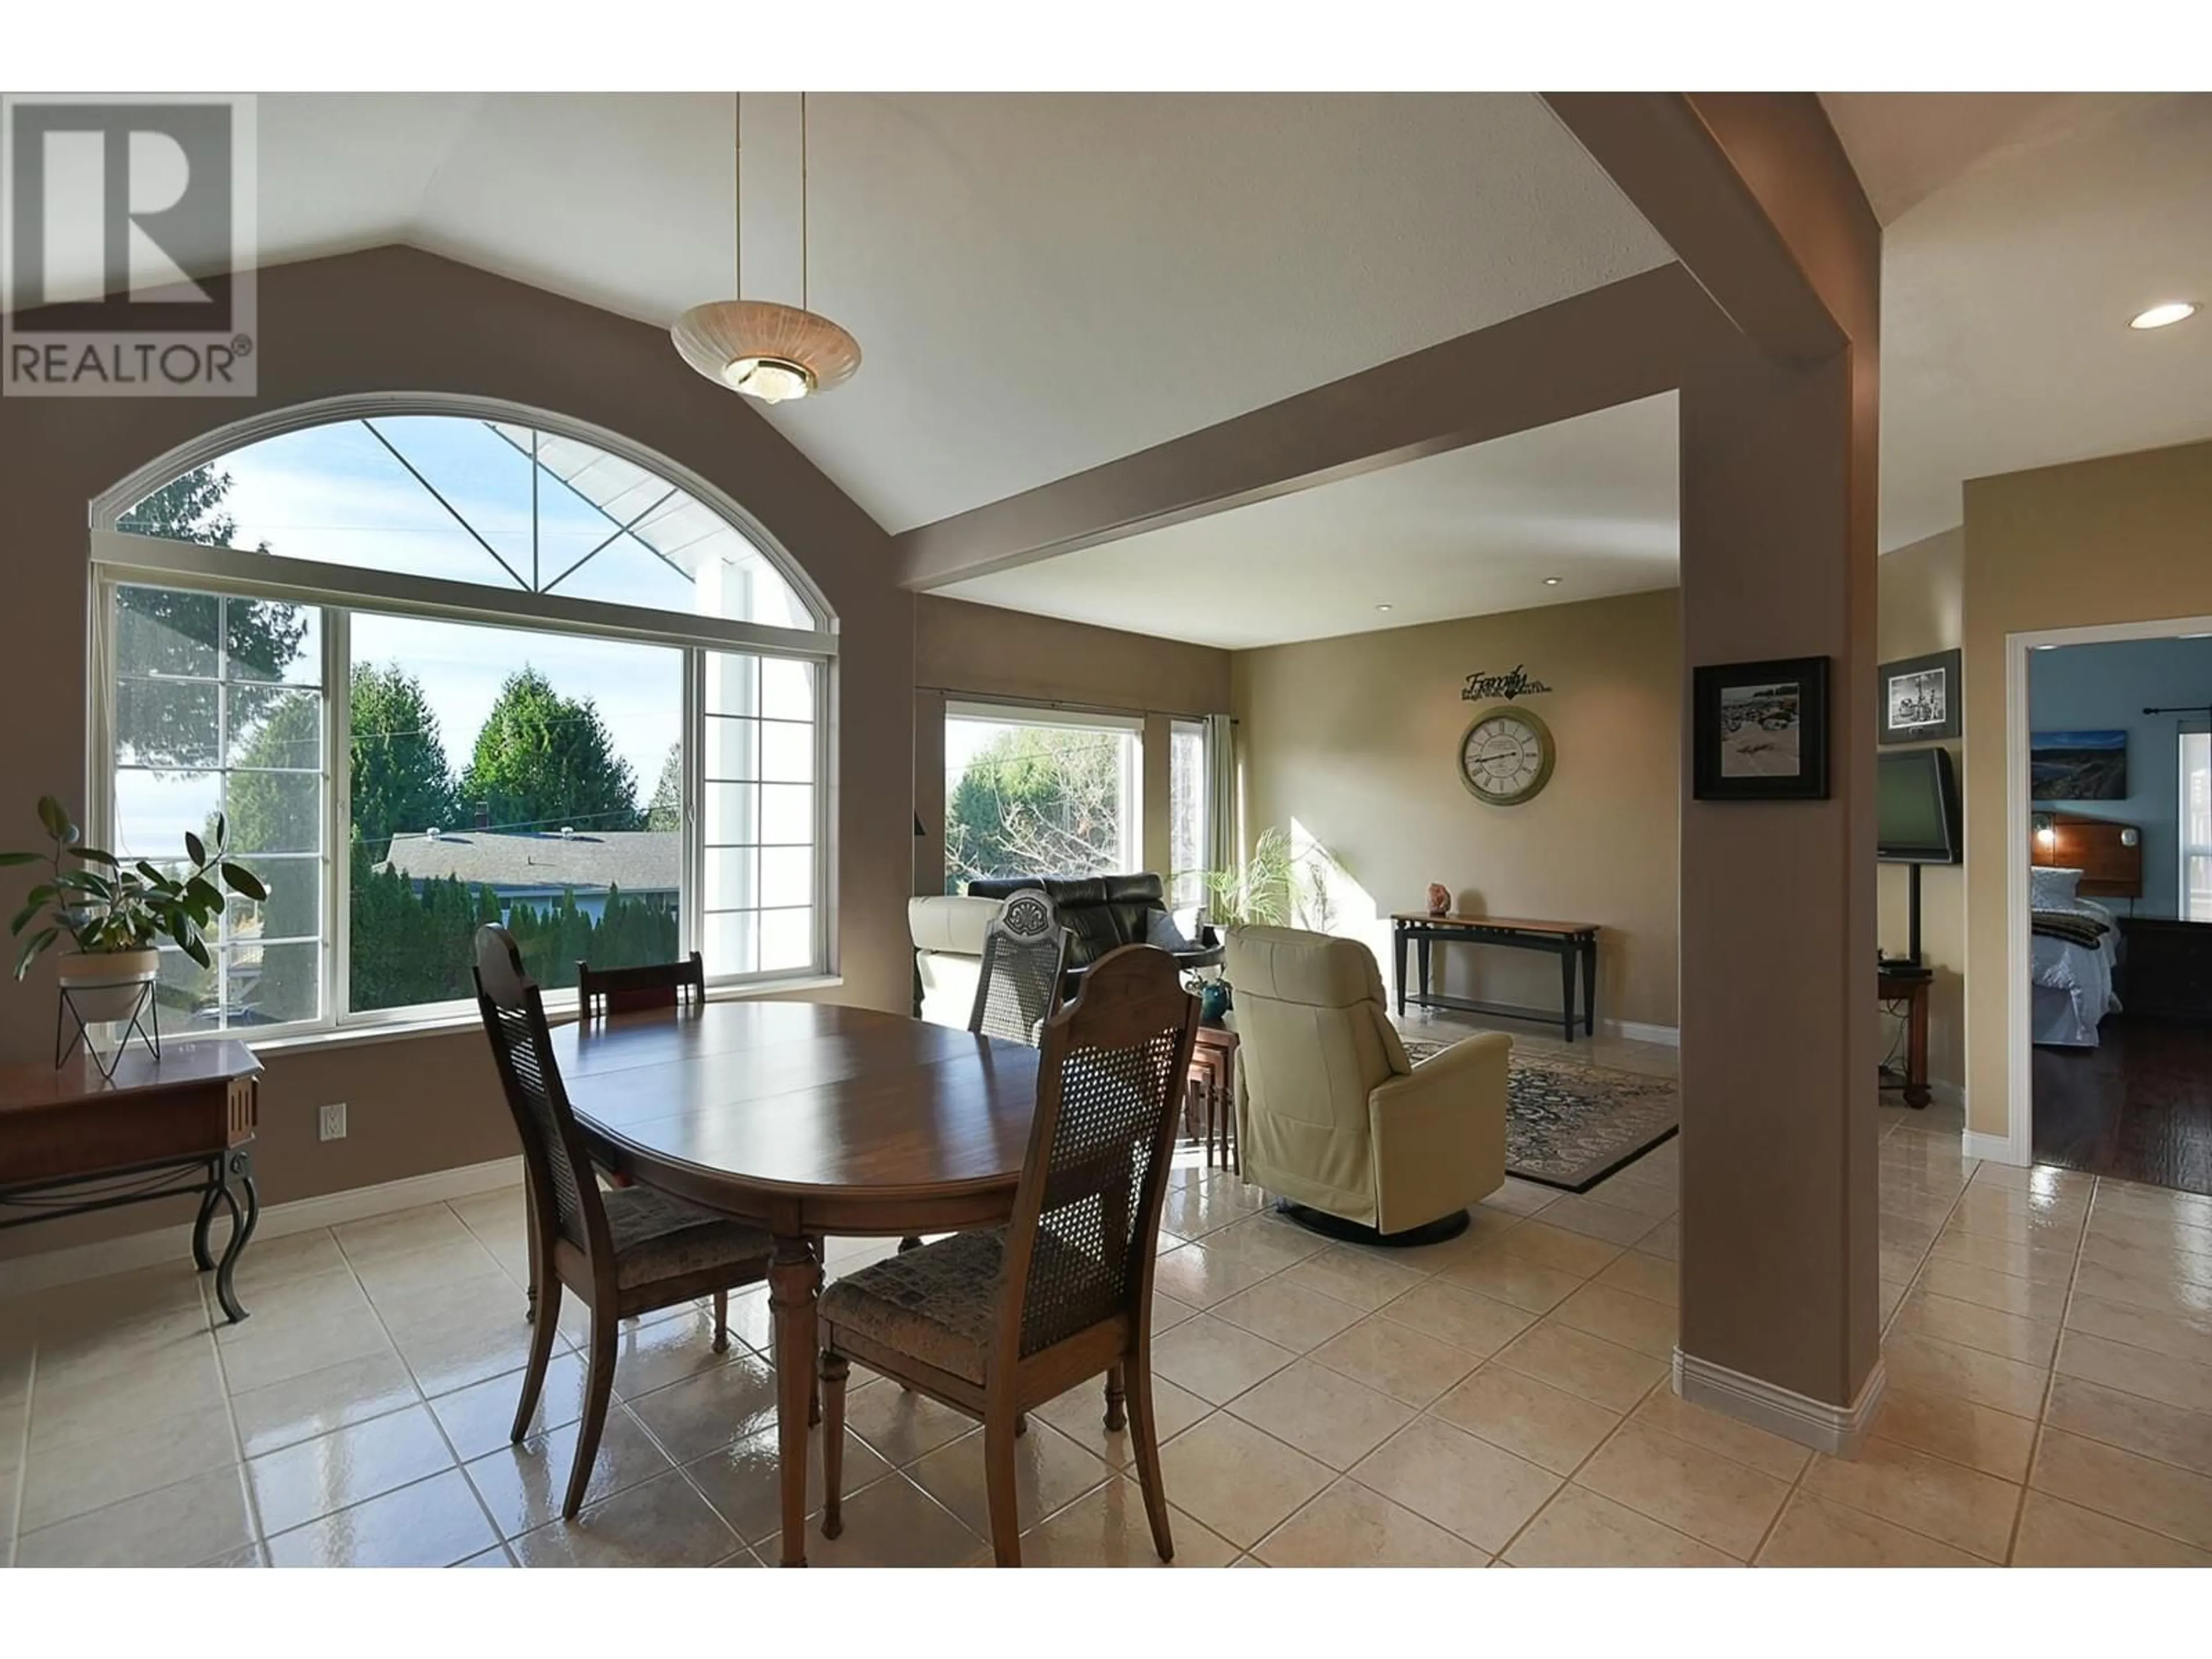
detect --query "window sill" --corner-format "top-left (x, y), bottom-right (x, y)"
top-left (249, 973), bottom-right (847, 1059)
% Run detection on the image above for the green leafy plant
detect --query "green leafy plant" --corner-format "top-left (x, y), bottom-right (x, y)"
top-left (1, 796), bottom-right (268, 980)
top-left (1202, 825), bottom-right (1343, 932)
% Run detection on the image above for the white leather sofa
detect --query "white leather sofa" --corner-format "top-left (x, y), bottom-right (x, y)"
top-left (907, 894), bottom-right (1001, 1027)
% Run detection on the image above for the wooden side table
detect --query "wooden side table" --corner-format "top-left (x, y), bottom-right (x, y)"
top-left (1188, 1023), bottom-right (1240, 1175)
top-left (1877, 968), bottom-right (1931, 1109)
top-left (0, 1040), bottom-right (263, 1320)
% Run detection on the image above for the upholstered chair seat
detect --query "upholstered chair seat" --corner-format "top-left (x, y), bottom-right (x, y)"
top-left (602, 1185), bottom-right (774, 1290)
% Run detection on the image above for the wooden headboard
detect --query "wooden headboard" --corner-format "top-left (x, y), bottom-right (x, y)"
top-left (2031, 813), bottom-right (2142, 900)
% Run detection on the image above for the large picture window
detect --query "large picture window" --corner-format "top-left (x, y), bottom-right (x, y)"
top-left (2184, 730), bottom-right (2212, 924)
top-left (94, 402), bottom-right (835, 1038)
top-left (943, 703), bottom-right (1141, 893)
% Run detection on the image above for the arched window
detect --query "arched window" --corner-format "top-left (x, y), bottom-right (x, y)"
top-left (91, 398), bottom-right (836, 1037)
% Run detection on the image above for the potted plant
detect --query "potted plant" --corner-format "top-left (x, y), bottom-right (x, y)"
top-left (2, 795), bottom-right (268, 1039)
top-left (1194, 827), bottom-right (1348, 1021)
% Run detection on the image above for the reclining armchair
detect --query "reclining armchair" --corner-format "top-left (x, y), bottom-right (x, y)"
top-left (1227, 926), bottom-right (1509, 1244)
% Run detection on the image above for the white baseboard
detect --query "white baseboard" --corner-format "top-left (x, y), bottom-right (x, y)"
top-left (1961, 1130), bottom-right (2026, 1167)
top-left (1672, 1347), bottom-right (1887, 1458)
top-left (1603, 1020), bottom-right (1680, 1047)
top-left (0, 1156), bottom-right (524, 1302)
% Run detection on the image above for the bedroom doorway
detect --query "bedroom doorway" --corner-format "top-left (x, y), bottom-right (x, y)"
top-left (2017, 622), bottom-right (2212, 1195)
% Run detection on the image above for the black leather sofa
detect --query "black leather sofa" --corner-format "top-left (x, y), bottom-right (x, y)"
top-left (965, 873), bottom-right (1223, 973)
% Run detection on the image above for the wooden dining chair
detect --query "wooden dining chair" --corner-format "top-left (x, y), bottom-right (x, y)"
top-left (968, 888), bottom-right (1069, 1044)
top-left (577, 950), bottom-right (706, 1018)
top-left (819, 943), bottom-right (1200, 1566)
top-left (474, 925), bottom-right (774, 1519)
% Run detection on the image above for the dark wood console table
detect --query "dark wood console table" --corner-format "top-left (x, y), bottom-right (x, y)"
top-left (0, 1041), bottom-right (263, 1320)
top-left (1877, 967), bottom-right (1931, 1109)
top-left (1391, 913), bottom-right (1600, 1042)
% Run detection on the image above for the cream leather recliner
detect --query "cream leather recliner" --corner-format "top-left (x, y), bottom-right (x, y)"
top-left (1228, 926), bottom-right (1509, 1238)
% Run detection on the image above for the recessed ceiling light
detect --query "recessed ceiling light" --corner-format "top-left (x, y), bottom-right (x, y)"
top-left (2129, 301), bottom-right (2199, 331)
top-left (1374, 604), bottom-right (1393, 613)
top-left (1542, 577), bottom-right (1563, 586)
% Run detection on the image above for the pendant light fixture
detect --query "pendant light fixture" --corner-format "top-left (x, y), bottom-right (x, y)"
top-left (673, 92), bottom-right (861, 404)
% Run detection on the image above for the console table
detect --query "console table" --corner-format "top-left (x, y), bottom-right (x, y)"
top-left (1877, 967), bottom-right (1932, 1108)
top-left (0, 1041), bottom-right (262, 1320)
top-left (1391, 914), bottom-right (1600, 1042)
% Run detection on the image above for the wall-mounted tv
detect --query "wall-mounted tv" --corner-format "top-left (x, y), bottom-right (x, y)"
top-left (1877, 747), bottom-right (1961, 865)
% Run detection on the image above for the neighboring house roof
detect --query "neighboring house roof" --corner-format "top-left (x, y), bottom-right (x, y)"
top-left (378, 830), bottom-right (679, 893)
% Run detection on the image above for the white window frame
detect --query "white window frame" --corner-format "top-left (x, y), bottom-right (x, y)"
top-left (944, 699), bottom-right (1145, 885)
top-left (87, 395), bottom-right (839, 1042)
top-left (2181, 724), bottom-right (2212, 924)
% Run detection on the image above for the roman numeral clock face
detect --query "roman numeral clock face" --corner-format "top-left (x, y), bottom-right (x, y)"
top-left (1458, 706), bottom-right (1556, 805)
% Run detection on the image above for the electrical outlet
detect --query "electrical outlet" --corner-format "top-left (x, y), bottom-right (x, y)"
top-left (318, 1101), bottom-right (347, 1142)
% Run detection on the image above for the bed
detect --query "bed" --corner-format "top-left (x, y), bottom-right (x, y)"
top-left (2029, 816), bottom-right (2139, 1048)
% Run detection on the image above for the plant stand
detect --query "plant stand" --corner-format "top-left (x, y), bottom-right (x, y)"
top-left (56, 979), bottom-right (160, 1080)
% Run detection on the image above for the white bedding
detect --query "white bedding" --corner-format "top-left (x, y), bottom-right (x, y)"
top-left (2031, 894), bottom-right (2122, 1048)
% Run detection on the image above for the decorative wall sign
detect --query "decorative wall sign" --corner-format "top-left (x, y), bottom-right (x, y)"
top-left (1461, 665), bottom-right (1552, 703)
top-left (1878, 648), bottom-right (1961, 745)
top-left (1692, 656), bottom-right (1831, 801)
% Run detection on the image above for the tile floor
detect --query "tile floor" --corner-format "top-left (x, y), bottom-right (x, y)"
top-left (3, 1017), bottom-right (2210, 1567)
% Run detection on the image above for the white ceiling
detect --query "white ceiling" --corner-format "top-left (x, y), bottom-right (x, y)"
top-left (940, 394), bottom-right (1681, 649)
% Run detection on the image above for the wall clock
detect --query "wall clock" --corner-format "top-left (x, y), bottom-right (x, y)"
top-left (1458, 704), bottom-right (1556, 805)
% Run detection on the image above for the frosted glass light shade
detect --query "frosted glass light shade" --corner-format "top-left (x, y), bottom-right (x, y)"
top-left (672, 300), bottom-right (862, 402)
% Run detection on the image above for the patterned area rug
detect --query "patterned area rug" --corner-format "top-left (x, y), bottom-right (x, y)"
top-left (1402, 1038), bottom-right (1680, 1192)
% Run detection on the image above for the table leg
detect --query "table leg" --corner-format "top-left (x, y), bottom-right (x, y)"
top-left (211, 1146), bottom-right (257, 1324)
top-left (1559, 946), bottom-right (1577, 1042)
top-left (1393, 926), bottom-right (1407, 1016)
top-left (1418, 935), bottom-right (1433, 1005)
top-left (1581, 938), bottom-right (1597, 1039)
top-left (769, 1234), bottom-right (823, 1566)
top-left (1906, 986), bottom-right (1931, 1109)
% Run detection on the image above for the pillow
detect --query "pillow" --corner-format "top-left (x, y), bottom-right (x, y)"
top-left (1145, 909), bottom-right (1198, 953)
top-left (2029, 866), bottom-right (2083, 909)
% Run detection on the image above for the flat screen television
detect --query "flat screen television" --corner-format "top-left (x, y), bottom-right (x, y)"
top-left (1877, 747), bottom-right (1961, 865)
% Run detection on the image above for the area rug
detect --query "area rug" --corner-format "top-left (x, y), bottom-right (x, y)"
top-left (1402, 1038), bottom-right (1680, 1192)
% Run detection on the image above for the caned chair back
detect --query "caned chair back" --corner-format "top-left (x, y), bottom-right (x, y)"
top-left (968, 889), bottom-right (1068, 1047)
top-left (476, 925), bottom-right (613, 1267)
top-left (995, 944), bottom-right (1198, 1366)
top-left (577, 950), bottom-right (706, 1019)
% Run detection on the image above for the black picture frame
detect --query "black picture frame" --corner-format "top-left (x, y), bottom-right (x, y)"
top-left (1692, 656), bottom-right (1831, 801)
top-left (1877, 648), bottom-right (1962, 745)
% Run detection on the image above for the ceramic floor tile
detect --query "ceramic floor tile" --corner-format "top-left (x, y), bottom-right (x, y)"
top-left (1927, 1227), bottom-right (2077, 1287)
top-left (1593, 1250), bottom-right (1679, 1308)
top-left (2010, 1488), bottom-right (2212, 1567)
top-left (1278, 1245), bottom-right (1429, 1312)
top-left (2085, 1207), bottom-right (2212, 1260)
top-left (1868, 1384), bottom-right (2037, 1482)
top-left (1506, 1484), bottom-right (1736, 1567)
top-left (2043, 1373), bottom-right (2212, 1477)
top-left (1755, 1491), bottom-right (1988, 1567)
top-left (16, 1463), bottom-right (255, 1568)
top-left (26, 1342), bottom-right (227, 1453)
top-left (247, 1402), bottom-right (458, 1537)
top-left (1309, 1316), bottom-right (1481, 1407)
top-left (509, 1468), bottom-right (740, 1567)
top-left (1574, 1421), bottom-right (1789, 1559)
top-left (682, 1419), bottom-right (893, 1546)
top-left (1226, 1359), bottom-right (1414, 1471)
top-left (1630, 1388), bottom-right (1811, 1482)
top-left (463, 1404), bottom-right (673, 1538)
top-left (1156, 1411), bottom-right (1333, 1548)
top-left (1150, 1314), bottom-right (1297, 1406)
top-left (1881, 1331), bottom-right (2052, 1419)
top-left (269, 1468), bottom-right (496, 1568)
top-left (1018, 1476), bottom-right (1238, 1567)
top-left (839, 1376), bottom-right (978, 1466)
top-left (332, 1203), bottom-right (478, 1266)
top-left (1800, 1434), bottom-right (2021, 1562)
top-left (909, 1419), bottom-right (1114, 1538)
top-left (1915, 1257), bottom-right (2070, 1324)
top-left (350, 1236), bottom-right (509, 1303)
top-left (1893, 1291), bottom-right (2060, 1368)
top-left (1430, 1363), bottom-right (1622, 1475)
top-left (623, 1351), bottom-right (780, 1464)
top-left (1490, 1219), bottom-right (1626, 1278)
top-left (1378, 1280), bottom-right (1538, 1356)
top-left (220, 1228), bottom-right (351, 1293)
top-left (217, 1304), bottom-right (398, 1396)
top-left (1551, 1282), bottom-right (1677, 1360)
top-left (16, 1394), bottom-right (234, 1536)
top-left (1150, 1288), bottom-right (1202, 1335)
top-left (1195, 1213), bottom-right (1331, 1273)
top-left (1480, 1177), bottom-right (1564, 1218)
top-left (426, 1350), bottom-right (590, 1463)
top-left (1210, 1278), bottom-right (1365, 1352)
top-left (1150, 1242), bottom-right (1279, 1309)
top-left (230, 1349), bottom-right (423, 1459)
top-left (2065, 1292), bottom-right (2212, 1369)
top-left (31, 1305), bottom-right (217, 1397)
top-left (1634, 1218), bottom-right (1680, 1261)
top-left (1350, 1414), bottom-right (1559, 1553)
top-left (1036, 1374), bottom-right (1211, 1468)
top-left (1493, 1319), bottom-right (1668, 1412)
top-left (604, 1305), bottom-right (752, 1397)
top-left (794, 1472), bottom-right (981, 1567)
top-left (1540, 1194), bottom-right (1662, 1247)
top-left (1581, 1172), bottom-right (1678, 1222)
top-left (2071, 1258), bottom-right (2212, 1319)
top-left (2029, 1427), bottom-right (2212, 1551)
top-left (2078, 1229), bottom-right (2212, 1288)
top-left (2055, 1329), bottom-right (2212, 1415)
top-left (1435, 1246), bottom-right (1587, 1314)
top-left (1255, 1477), bottom-right (1490, 1567)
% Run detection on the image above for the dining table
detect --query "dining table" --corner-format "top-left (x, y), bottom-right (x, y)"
top-left (546, 997), bottom-right (1041, 1566)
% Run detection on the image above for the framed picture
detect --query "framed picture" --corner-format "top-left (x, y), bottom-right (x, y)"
top-left (1878, 648), bottom-right (1961, 745)
top-left (1692, 656), bottom-right (1831, 801)
top-left (2031, 729), bottom-right (2128, 800)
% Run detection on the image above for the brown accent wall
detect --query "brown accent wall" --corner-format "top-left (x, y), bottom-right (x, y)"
top-left (0, 245), bottom-right (914, 1260)
top-left (911, 595), bottom-right (1231, 897)
top-left (1961, 439), bottom-right (2212, 1141)
top-left (1231, 590), bottom-right (1681, 1032)
top-left (1877, 528), bottom-right (1967, 1097)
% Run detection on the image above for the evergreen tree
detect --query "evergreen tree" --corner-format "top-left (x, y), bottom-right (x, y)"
top-left (349, 663), bottom-right (459, 859)
top-left (457, 666), bottom-right (641, 835)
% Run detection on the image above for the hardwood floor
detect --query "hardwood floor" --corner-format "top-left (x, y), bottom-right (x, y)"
top-left (2033, 1016), bottom-right (2212, 1196)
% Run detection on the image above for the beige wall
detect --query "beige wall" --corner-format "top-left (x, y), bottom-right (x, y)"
top-left (1232, 589), bottom-right (1681, 1033)
top-left (0, 245), bottom-right (915, 1261)
top-left (1876, 528), bottom-right (1967, 1098)
top-left (1963, 438), bottom-right (2212, 1141)
top-left (911, 595), bottom-right (1232, 897)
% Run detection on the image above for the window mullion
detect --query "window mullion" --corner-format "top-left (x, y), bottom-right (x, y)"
top-left (328, 607), bottom-right (351, 1029)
